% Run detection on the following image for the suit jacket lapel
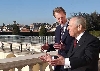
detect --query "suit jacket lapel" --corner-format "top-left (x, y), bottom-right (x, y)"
top-left (67, 41), bottom-right (74, 57)
top-left (55, 25), bottom-right (61, 43)
top-left (68, 31), bottom-right (87, 57)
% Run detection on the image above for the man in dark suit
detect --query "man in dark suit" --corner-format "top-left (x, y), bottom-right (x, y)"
top-left (50, 16), bottom-right (100, 71)
top-left (40, 7), bottom-right (73, 71)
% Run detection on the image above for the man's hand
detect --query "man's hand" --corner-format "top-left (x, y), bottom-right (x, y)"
top-left (53, 41), bottom-right (65, 50)
top-left (46, 54), bottom-right (52, 64)
top-left (50, 55), bottom-right (65, 66)
top-left (41, 42), bottom-right (49, 51)
top-left (39, 54), bottom-right (52, 64)
top-left (38, 55), bottom-right (47, 62)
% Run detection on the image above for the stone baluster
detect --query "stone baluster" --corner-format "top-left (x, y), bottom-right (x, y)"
top-left (49, 65), bottom-right (53, 71)
top-left (40, 62), bottom-right (53, 71)
top-left (9, 68), bottom-right (15, 71)
top-left (3, 69), bottom-right (9, 71)
top-left (32, 63), bottom-right (40, 71)
top-left (41, 62), bottom-right (48, 71)
top-left (39, 63), bottom-right (43, 71)
top-left (29, 64), bottom-right (33, 71)
top-left (17, 67), bottom-right (23, 71)
top-left (6, 53), bottom-right (16, 71)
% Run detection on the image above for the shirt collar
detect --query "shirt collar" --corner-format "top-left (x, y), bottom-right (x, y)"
top-left (76, 31), bottom-right (85, 42)
top-left (61, 20), bottom-right (69, 27)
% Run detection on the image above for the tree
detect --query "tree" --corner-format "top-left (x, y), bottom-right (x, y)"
top-left (70, 12), bottom-right (100, 31)
top-left (3, 23), bottom-right (5, 27)
top-left (70, 12), bottom-right (92, 31)
top-left (7, 24), bottom-right (13, 31)
top-left (12, 24), bottom-right (20, 35)
top-left (25, 25), bottom-right (30, 29)
top-left (90, 11), bottom-right (100, 31)
top-left (39, 25), bottom-right (47, 36)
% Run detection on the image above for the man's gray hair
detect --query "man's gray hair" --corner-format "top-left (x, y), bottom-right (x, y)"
top-left (74, 16), bottom-right (86, 29)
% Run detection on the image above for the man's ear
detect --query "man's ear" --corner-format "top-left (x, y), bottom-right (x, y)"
top-left (78, 25), bottom-right (82, 31)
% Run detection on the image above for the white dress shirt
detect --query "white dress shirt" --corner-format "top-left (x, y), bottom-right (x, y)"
top-left (61, 21), bottom-right (68, 32)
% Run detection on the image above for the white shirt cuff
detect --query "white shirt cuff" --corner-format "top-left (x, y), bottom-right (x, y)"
top-left (51, 56), bottom-right (54, 70)
top-left (64, 58), bottom-right (71, 68)
top-left (52, 56), bottom-right (54, 59)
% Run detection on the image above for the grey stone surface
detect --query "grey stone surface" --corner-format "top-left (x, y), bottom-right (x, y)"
top-left (0, 51), bottom-right (57, 70)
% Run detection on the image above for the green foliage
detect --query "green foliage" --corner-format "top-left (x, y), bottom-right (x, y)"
top-left (25, 25), bottom-right (30, 29)
top-left (89, 31), bottom-right (100, 37)
top-left (12, 24), bottom-right (20, 35)
top-left (7, 24), bottom-right (13, 31)
top-left (39, 25), bottom-right (47, 36)
top-left (70, 11), bottom-right (100, 31)
top-left (3, 23), bottom-right (5, 27)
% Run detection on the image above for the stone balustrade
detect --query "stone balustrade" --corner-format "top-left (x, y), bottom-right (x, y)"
top-left (0, 51), bottom-right (100, 71)
top-left (0, 51), bottom-right (57, 71)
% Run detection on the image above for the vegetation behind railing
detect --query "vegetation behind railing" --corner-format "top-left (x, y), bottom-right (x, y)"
top-left (89, 31), bottom-right (100, 37)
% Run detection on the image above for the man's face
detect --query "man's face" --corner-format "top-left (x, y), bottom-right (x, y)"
top-left (54, 11), bottom-right (67, 25)
top-left (67, 18), bottom-right (78, 37)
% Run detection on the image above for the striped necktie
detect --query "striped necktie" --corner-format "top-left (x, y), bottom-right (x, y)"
top-left (60, 26), bottom-right (64, 39)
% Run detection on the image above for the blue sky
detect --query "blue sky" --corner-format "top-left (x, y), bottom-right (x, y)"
top-left (0, 0), bottom-right (100, 25)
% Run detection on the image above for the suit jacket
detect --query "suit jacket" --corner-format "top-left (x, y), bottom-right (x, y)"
top-left (67, 31), bottom-right (100, 71)
top-left (48, 24), bottom-right (74, 57)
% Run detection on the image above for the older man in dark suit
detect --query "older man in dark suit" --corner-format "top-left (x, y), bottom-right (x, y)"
top-left (50, 16), bottom-right (100, 71)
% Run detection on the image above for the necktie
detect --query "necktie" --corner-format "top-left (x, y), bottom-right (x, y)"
top-left (74, 39), bottom-right (77, 48)
top-left (60, 26), bottom-right (64, 39)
